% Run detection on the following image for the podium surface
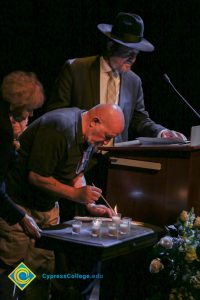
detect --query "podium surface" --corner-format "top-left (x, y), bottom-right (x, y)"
top-left (101, 144), bottom-right (200, 226)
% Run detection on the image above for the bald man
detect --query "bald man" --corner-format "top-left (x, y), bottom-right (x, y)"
top-left (1, 104), bottom-right (124, 300)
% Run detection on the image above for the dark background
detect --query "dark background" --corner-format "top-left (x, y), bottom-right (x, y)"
top-left (1, 0), bottom-right (200, 137)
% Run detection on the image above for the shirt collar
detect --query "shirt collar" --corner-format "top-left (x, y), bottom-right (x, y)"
top-left (76, 110), bottom-right (94, 153)
top-left (100, 56), bottom-right (112, 73)
top-left (100, 56), bottom-right (119, 77)
top-left (76, 110), bottom-right (85, 146)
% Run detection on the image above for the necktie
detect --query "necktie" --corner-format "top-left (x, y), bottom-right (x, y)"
top-left (107, 71), bottom-right (116, 104)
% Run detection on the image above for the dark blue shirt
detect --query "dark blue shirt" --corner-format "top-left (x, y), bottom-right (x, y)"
top-left (6, 108), bottom-right (86, 211)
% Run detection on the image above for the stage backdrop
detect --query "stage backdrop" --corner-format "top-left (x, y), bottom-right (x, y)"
top-left (0, 0), bottom-right (199, 137)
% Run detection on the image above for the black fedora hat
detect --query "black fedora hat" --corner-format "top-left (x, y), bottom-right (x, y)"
top-left (97, 12), bottom-right (154, 52)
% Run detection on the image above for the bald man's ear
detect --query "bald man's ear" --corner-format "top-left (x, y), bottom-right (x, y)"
top-left (90, 117), bottom-right (100, 127)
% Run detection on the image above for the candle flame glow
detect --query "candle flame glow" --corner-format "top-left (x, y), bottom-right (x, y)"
top-left (114, 205), bottom-right (118, 214)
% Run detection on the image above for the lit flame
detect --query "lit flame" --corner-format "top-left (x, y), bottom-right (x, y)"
top-left (114, 205), bottom-right (118, 214)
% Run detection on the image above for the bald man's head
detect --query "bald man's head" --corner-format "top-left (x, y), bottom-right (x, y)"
top-left (82, 104), bottom-right (124, 147)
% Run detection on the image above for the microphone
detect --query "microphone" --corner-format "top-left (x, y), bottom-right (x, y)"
top-left (163, 73), bottom-right (200, 119)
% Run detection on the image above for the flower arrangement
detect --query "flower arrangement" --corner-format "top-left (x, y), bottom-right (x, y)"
top-left (148, 208), bottom-right (200, 300)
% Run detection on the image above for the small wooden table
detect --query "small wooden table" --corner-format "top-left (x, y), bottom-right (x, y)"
top-left (38, 220), bottom-right (161, 299)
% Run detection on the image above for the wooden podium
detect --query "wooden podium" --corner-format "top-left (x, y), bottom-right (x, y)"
top-left (102, 144), bottom-right (200, 226)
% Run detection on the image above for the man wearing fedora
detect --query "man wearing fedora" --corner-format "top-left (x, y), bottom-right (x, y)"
top-left (46, 12), bottom-right (186, 142)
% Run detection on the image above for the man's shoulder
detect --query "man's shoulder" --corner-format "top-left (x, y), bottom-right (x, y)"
top-left (43, 108), bottom-right (82, 128)
top-left (25, 108), bottom-right (81, 139)
top-left (123, 69), bottom-right (141, 83)
top-left (44, 107), bottom-right (81, 121)
top-left (127, 69), bottom-right (140, 79)
top-left (66, 55), bottom-right (99, 67)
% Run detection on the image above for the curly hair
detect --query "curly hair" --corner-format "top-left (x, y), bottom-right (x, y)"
top-left (1, 71), bottom-right (45, 109)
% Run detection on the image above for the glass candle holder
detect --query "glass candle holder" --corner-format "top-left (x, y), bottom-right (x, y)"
top-left (72, 220), bottom-right (82, 234)
top-left (91, 219), bottom-right (102, 237)
top-left (121, 217), bottom-right (132, 234)
top-left (112, 213), bottom-right (121, 225)
top-left (108, 222), bottom-right (118, 237)
top-left (119, 219), bottom-right (129, 235)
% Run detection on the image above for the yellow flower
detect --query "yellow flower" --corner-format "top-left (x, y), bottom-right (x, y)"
top-left (149, 258), bottom-right (164, 273)
top-left (185, 247), bottom-right (198, 263)
top-left (180, 210), bottom-right (188, 222)
top-left (194, 216), bottom-right (200, 228)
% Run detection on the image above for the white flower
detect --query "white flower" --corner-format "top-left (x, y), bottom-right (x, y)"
top-left (149, 258), bottom-right (164, 273)
top-left (159, 236), bottom-right (173, 249)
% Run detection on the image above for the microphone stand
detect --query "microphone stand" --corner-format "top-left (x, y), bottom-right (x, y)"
top-left (163, 73), bottom-right (200, 120)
